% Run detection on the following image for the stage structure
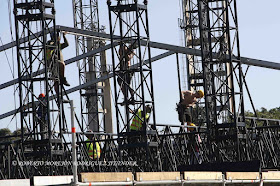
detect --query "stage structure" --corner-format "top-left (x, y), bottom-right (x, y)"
top-left (1, 0), bottom-right (280, 180)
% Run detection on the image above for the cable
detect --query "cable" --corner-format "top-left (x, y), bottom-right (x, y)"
top-left (0, 37), bottom-right (14, 77)
top-left (7, 0), bottom-right (18, 129)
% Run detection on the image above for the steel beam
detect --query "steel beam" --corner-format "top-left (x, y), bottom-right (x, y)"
top-left (0, 50), bottom-right (174, 120)
top-left (1, 25), bottom-right (279, 70)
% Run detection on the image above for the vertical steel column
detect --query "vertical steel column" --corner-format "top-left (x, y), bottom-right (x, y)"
top-left (73, 0), bottom-right (112, 133)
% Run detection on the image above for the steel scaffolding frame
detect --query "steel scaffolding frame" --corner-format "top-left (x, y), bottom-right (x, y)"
top-left (180, 0), bottom-right (248, 163)
top-left (1, 0), bottom-right (280, 179)
top-left (12, 0), bottom-right (66, 176)
top-left (107, 0), bottom-right (161, 171)
top-left (72, 0), bottom-right (108, 133)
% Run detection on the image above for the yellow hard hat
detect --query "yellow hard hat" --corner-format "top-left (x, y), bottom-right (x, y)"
top-left (197, 90), bottom-right (204, 98)
top-left (187, 123), bottom-right (196, 132)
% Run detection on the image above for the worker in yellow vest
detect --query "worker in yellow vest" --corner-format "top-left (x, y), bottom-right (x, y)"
top-left (130, 105), bottom-right (152, 131)
top-left (85, 130), bottom-right (101, 160)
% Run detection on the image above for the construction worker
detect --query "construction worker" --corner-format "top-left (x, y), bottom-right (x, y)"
top-left (47, 31), bottom-right (70, 95)
top-left (85, 130), bottom-right (101, 160)
top-left (187, 123), bottom-right (197, 132)
top-left (177, 90), bottom-right (204, 125)
top-left (130, 105), bottom-right (152, 131)
top-left (37, 93), bottom-right (48, 139)
top-left (181, 90), bottom-right (204, 108)
top-left (117, 42), bottom-right (138, 104)
top-left (187, 123), bottom-right (202, 165)
top-left (21, 93), bottom-right (48, 139)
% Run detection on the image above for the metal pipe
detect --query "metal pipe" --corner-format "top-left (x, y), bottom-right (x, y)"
top-left (225, 179), bottom-right (261, 184)
top-left (78, 182), bottom-right (133, 186)
top-left (70, 100), bottom-right (78, 186)
top-left (1, 25), bottom-right (280, 70)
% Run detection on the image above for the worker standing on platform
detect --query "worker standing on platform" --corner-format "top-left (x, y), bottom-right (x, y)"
top-left (21, 93), bottom-right (48, 139)
top-left (47, 31), bottom-right (70, 95)
top-left (118, 42), bottom-right (137, 104)
top-left (85, 130), bottom-right (101, 160)
top-left (37, 93), bottom-right (48, 139)
top-left (130, 105), bottom-right (152, 131)
top-left (177, 90), bottom-right (204, 125)
top-left (187, 123), bottom-right (202, 165)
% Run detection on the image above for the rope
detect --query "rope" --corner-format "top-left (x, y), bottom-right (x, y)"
top-left (0, 37), bottom-right (14, 77)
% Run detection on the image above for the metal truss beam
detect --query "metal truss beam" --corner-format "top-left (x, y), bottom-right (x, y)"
top-left (0, 50), bottom-right (173, 120)
top-left (1, 25), bottom-right (279, 68)
top-left (1, 26), bottom-right (280, 92)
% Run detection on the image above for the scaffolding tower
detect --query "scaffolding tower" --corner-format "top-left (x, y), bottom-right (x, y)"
top-left (13, 0), bottom-right (64, 177)
top-left (73, 0), bottom-right (113, 133)
top-left (180, 0), bottom-right (248, 163)
top-left (107, 0), bottom-right (161, 171)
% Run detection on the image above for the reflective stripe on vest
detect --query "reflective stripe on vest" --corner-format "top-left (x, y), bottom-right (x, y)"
top-left (86, 139), bottom-right (101, 159)
top-left (130, 109), bottom-right (150, 131)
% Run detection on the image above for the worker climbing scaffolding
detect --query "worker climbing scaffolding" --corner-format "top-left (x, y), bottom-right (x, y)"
top-left (0, 0), bottom-right (279, 179)
top-left (118, 41), bottom-right (138, 105)
top-left (46, 31), bottom-right (70, 95)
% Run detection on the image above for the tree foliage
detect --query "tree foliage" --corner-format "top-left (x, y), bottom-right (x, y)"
top-left (0, 128), bottom-right (12, 143)
top-left (245, 107), bottom-right (280, 127)
top-left (245, 107), bottom-right (280, 120)
top-left (0, 127), bottom-right (27, 143)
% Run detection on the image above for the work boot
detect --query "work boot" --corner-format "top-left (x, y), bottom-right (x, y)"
top-left (61, 77), bottom-right (70, 86)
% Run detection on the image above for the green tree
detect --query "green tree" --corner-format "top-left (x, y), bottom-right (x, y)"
top-left (245, 107), bottom-right (280, 127)
top-left (12, 127), bottom-right (28, 141)
top-left (0, 128), bottom-right (12, 142)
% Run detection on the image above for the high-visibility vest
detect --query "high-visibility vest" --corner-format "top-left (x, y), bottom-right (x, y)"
top-left (130, 109), bottom-right (150, 131)
top-left (86, 139), bottom-right (101, 159)
top-left (46, 42), bottom-right (62, 61)
top-left (46, 48), bottom-right (53, 61)
top-left (46, 41), bottom-right (55, 61)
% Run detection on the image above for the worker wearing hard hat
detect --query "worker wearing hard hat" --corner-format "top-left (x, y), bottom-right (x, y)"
top-left (187, 123), bottom-right (202, 165)
top-left (181, 90), bottom-right (204, 108)
top-left (179, 90), bottom-right (204, 125)
top-left (130, 105), bottom-right (152, 131)
top-left (187, 123), bottom-right (197, 132)
top-left (85, 130), bottom-right (101, 160)
top-left (37, 93), bottom-right (48, 139)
